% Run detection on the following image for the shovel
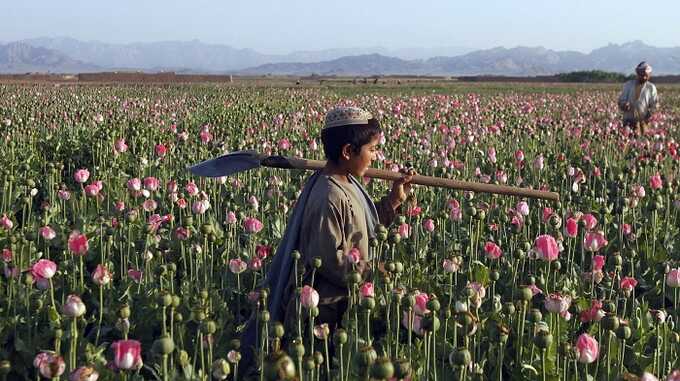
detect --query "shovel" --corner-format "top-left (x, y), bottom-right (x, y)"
top-left (188, 150), bottom-right (559, 201)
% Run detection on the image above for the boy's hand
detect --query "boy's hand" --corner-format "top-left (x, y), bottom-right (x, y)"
top-left (388, 167), bottom-right (415, 209)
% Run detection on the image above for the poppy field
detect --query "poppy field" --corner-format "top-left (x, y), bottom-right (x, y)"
top-left (1, 82), bottom-right (680, 380)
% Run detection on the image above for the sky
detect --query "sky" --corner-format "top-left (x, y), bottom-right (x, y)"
top-left (2, 0), bottom-right (678, 54)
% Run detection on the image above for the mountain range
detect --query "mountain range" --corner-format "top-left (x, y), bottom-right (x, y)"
top-left (2, 37), bottom-right (679, 76)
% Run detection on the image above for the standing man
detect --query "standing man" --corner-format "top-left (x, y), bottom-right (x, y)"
top-left (618, 61), bottom-right (659, 136)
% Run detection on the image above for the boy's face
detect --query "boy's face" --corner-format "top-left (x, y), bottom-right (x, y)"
top-left (344, 134), bottom-right (380, 178)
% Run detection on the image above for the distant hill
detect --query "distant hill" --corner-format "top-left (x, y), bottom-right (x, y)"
top-left (239, 54), bottom-right (425, 76)
top-left (6, 37), bottom-right (680, 76)
top-left (19, 37), bottom-right (471, 73)
top-left (243, 41), bottom-right (680, 76)
top-left (0, 42), bottom-right (98, 73)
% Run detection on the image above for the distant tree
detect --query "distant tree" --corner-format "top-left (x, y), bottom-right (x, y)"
top-left (557, 70), bottom-right (634, 83)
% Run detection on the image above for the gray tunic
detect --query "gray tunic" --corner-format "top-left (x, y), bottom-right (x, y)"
top-left (282, 174), bottom-right (397, 321)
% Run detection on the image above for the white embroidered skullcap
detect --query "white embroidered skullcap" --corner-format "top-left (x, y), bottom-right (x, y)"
top-left (323, 107), bottom-right (373, 129)
top-left (636, 61), bottom-right (652, 74)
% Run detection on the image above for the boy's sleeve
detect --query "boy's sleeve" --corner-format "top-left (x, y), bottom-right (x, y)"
top-left (375, 196), bottom-right (400, 226)
top-left (305, 201), bottom-right (352, 289)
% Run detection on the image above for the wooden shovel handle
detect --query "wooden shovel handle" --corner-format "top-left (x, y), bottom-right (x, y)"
top-left (261, 155), bottom-right (560, 202)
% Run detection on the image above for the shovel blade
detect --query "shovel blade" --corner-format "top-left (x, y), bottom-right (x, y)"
top-left (188, 150), bottom-right (263, 177)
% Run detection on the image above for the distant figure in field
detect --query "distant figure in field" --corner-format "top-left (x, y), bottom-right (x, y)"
top-left (618, 61), bottom-right (658, 136)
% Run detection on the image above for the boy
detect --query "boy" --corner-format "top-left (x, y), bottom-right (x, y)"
top-left (280, 106), bottom-right (413, 331)
top-left (241, 106), bottom-right (413, 371)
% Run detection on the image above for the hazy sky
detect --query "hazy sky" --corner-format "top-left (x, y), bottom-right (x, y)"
top-left (2, 0), bottom-right (678, 53)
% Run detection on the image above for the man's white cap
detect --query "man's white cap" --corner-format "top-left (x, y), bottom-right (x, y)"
top-left (636, 61), bottom-right (652, 74)
top-left (323, 107), bottom-right (373, 129)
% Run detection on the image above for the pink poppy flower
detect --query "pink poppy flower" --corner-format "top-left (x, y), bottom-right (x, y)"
top-left (398, 223), bottom-right (411, 239)
top-left (243, 217), bottom-right (263, 234)
top-left (62, 294), bottom-right (87, 318)
top-left (0, 214), bottom-right (13, 230)
top-left (92, 264), bottom-right (112, 286)
top-left (592, 255), bottom-right (605, 271)
top-left (175, 227), bottom-right (190, 240)
top-left (406, 206), bottom-right (422, 217)
top-left (248, 257), bottom-right (262, 271)
top-left (346, 247), bottom-right (361, 265)
top-left (300, 285), bottom-right (319, 309)
top-left (1, 248), bottom-right (12, 263)
top-left (580, 300), bottom-right (604, 322)
top-left (228, 258), bottom-right (247, 274)
top-left (534, 234), bottom-right (559, 261)
top-left (413, 291), bottom-right (430, 315)
top-left (649, 172), bottom-right (663, 190)
top-left (199, 126), bottom-right (212, 144)
top-left (84, 183), bottom-right (100, 197)
top-left (582, 213), bottom-right (598, 230)
top-left (155, 143), bottom-right (168, 157)
top-left (442, 257), bottom-right (462, 273)
top-left (34, 352), bottom-right (65, 378)
top-left (360, 282), bottom-right (375, 298)
top-left (114, 138), bottom-right (128, 154)
top-left (516, 201), bottom-right (530, 216)
top-left (544, 293), bottom-right (571, 314)
top-left (69, 365), bottom-right (99, 381)
top-left (313, 323), bottom-right (330, 340)
top-left (564, 217), bottom-right (578, 238)
top-left (666, 268), bottom-right (680, 288)
top-left (31, 259), bottom-right (57, 279)
top-left (166, 180), bottom-right (178, 193)
top-left (584, 231), bottom-right (608, 252)
top-left (575, 333), bottom-right (599, 363)
top-left (127, 269), bottom-right (143, 283)
top-left (111, 340), bottom-right (143, 370)
top-left (192, 200), bottom-right (210, 214)
top-left (620, 277), bottom-right (638, 291)
top-left (255, 244), bottom-right (272, 260)
top-left (402, 311), bottom-right (425, 336)
top-left (278, 138), bottom-right (291, 150)
top-left (74, 169), bottom-right (90, 183)
top-left (142, 199), bottom-right (158, 212)
top-left (39, 226), bottom-right (56, 240)
top-left (127, 178), bottom-right (142, 192)
top-left (422, 219), bottom-right (435, 233)
top-left (68, 231), bottom-right (89, 256)
top-left (483, 241), bottom-right (502, 260)
top-left (185, 181), bottom-right (199, 196)
top-left (58, 189), bottom-right (71, 200)
top-left (143, 177), bottom-right (159, 191)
